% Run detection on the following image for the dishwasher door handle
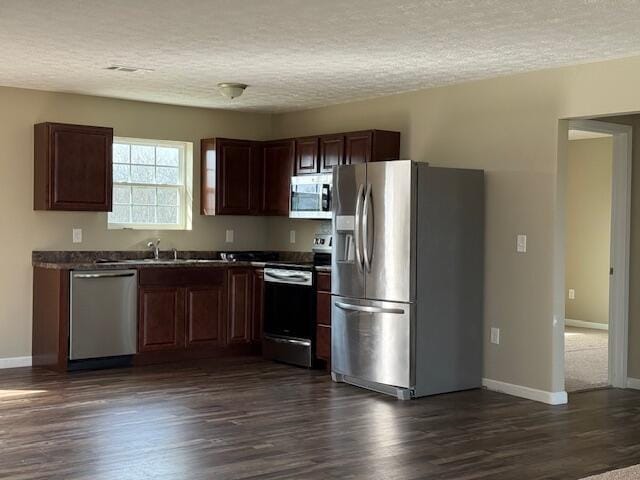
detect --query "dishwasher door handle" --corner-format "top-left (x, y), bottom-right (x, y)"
top-left (73, 272), bottom-right (136, 279)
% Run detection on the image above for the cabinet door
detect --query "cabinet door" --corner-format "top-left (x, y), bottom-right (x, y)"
top-left (227, 269), bottom-right (252, 344)
top-left (295, 137), bottom-right (319, 175)
top-left (35, 123), bottom-right (113, 211)
top-left (185, 285), bottom-right (225, 348)
top-left (319, 135), bottom-right (345, 173)
top-left (316, 324), bottom-right (331, 361)
top-left (218, 139), bottom-right (253, 214)
top-left (251, 269), bottom-right (264, 343)
top-left (139, 287), bottom-right (185, 352)
top-left (262, 140), bottom-right (295, 215)
top-left (344, 131), bottom-right (373, 165)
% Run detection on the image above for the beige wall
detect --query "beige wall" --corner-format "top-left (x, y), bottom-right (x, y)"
top-left (270, 55), bottom-right (640, 393)
top-left (0, 86), bottom-right (274, 359)
top-left (565, 137), bottom-right (612, 325)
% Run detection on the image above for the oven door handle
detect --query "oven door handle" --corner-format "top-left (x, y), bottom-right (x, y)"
top-left (335, 301), bottom-right (405, 315)
top-left (264, 271), bottom-right (310, 283)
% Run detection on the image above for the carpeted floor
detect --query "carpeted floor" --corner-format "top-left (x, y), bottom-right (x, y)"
top-left (565, 326), bottom-right (609, 392)
top-left (582, 464), bottom-right (640, 479)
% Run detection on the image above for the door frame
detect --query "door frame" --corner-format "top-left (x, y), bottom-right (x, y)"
top-left (567, 119), bottom-right (632, 389)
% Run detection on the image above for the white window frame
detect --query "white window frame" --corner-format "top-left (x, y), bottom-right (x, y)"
top-left (108, 136), bottom-right (193, 231)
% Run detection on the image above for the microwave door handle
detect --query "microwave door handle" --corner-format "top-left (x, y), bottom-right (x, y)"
top-left (362, 183), bottom-right (372, 272)
top-left (354, 184), bottom-right (365, 272)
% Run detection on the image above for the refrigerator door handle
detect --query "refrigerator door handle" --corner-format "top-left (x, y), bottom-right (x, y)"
top-left (335, 301), bottom-right (405, 315)
top-left (362, 183), bottom-right (373, 272)
top-left (354, 183), bottom-right (365, 272)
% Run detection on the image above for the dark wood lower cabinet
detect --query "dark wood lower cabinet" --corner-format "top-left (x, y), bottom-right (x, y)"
top-left (139, 286), bottom-right (185, 352)
top-left (315, 273), bottom-right (332, 366)
top-left (186, 285), bottom-right (225, 348)
top-left (251, 269), bottom-right (264, 343)
top-left (33, 265), bottom-right (266, 371)
top-left (227, 268), bottom-right (252, 344)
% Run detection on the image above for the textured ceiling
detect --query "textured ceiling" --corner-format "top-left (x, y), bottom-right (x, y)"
top-left (1, 0), bottom-right (640, 112)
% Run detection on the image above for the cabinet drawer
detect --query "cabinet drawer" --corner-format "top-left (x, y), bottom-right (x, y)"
top-left (317, 291), bottom-right (331, 326)
top-left (139, 267), bottom-right (225, 287)
top-left (316, 272), bottom-right (331, 292)
top-left (316, 324), bottom-right (331, 361)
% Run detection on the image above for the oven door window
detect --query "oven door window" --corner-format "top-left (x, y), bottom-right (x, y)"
top-left (264, 282), bottom-right (314, 340)
top-left (291, 184), bottom-right (322, 212)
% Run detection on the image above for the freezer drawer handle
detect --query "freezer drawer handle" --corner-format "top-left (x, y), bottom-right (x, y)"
top-left (73, 272), bottom-right (136, 279)
top-left (335, 301), bottom-right (405, 315)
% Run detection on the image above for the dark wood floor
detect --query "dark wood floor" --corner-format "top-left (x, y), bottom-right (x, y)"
top-left (1, 358), bottom-right (640, 480)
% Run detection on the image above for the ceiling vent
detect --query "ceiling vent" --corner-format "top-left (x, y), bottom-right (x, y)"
top-left (105, 65), bottom-right (154, 73)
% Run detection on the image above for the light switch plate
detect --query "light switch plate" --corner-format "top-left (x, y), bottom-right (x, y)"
top-left (516, 234), bottom-right (527, 253)
top-left (72, 228), bottom-right (82, 244)
top-left (225, 230), bottom-right (234, 243)
top-left (568, 288), bottom-right (575, 300)
top-left (289, 230), bottom-right (296, 244)
top-left (490, 327), bottom-right (500, 345)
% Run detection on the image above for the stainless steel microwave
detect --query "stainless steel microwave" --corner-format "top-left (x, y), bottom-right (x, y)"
top-left (290, 173), bottom-right (332, 219)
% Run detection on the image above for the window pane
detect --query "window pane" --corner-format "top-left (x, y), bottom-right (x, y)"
top-left (113, 144), bottom-right (130, 164)
top-left (109, 205), bottom-right (131, 224)
top-left (132, 206), bottom-right (155, 224)
top-left (113, 164), bottom-right (130, 183)
top-left (132, 186), bottom-right (156, 205)
top-left (156, 146), bottom-right (180, 167)
top-left (157, 206), bottom-right (178, 224)
top-left (113, 186), bottom-right (131, 205)
top-left (131, 145), bottom-right (155, 165)
top-left (156, 166), bottom-right (179, 185)
top-left (131, 165), bottom-right (155, 184)
top-left (157, 187), bottom-right (179, 206)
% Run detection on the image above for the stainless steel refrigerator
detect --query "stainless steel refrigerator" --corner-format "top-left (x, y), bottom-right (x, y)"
top-left (331, 160), bottom-right (484, 399)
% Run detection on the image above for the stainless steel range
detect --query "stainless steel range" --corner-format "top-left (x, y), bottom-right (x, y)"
top-left (262, 234), bottom-right (331, 368)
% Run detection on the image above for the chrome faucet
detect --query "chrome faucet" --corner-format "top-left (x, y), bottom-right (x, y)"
top-left (147, 239), bottom-right (161, 260)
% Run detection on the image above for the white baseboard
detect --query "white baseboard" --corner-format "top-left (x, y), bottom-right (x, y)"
top-left (482, 378), bottom-right (568, 405)
top-left (626, 377), bottom-right (640, 390)
top-left (565, 318), bottom-right (609, 331)
top-left (0, 356), bottom-right (32, 369)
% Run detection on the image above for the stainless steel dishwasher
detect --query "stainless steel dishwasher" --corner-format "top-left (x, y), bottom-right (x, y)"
top-left (70, 270), bottom-right (138, 361)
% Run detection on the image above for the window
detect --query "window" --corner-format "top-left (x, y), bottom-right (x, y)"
top-left (108, 137), bottom-right (193, 230)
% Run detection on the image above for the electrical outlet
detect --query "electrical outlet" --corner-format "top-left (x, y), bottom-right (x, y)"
top-left (516, 234), bottom-right (527, 253)
top-left (72, 228), bottom-right (82, 244)
top-left (289, 230), bottom-right (296, 244)
top-left (225, 229), bottom-right (234, 243)
top-left (490, 327), bottom-right (500, 345)
top-left (568, 288), bottom-right (575, 300)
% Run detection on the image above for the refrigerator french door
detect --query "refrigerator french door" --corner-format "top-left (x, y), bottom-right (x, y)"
top-left (331, 160), bottom-right (417, 397)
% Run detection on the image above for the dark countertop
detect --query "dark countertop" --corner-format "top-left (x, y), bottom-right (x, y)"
top-left (32, 250), bottom-right (317, 271)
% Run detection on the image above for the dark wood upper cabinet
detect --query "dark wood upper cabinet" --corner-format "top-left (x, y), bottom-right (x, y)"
top-left (34, 122), bottom-right (113, 211)
top-left (201, 138), bottom-right (262, 215)
top-left (138, 286), bottom-right (185, 352)
top-left (344, 130), bottom-right (400, 165)
top-left (200, 130), bottom-right (398, 217)
top-left (227, 268), bottom-right (252, 344)
top-left (294, 136), bottom-right (320, 175)
top-left (261, 139), bottom-right (295, 215)
top-left (185, 285), bottom-right (225, 349)
top-left (319, 134), bottom-right (345, 173)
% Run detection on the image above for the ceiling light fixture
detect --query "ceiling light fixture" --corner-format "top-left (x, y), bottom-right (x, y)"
top-left (104, 65), bottom-right (155, 73)
top-left (218, 83), bottom-right (248, 100)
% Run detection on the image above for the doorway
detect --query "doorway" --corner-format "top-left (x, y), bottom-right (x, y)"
top-left (563, 119), bottom-right (632, 393)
